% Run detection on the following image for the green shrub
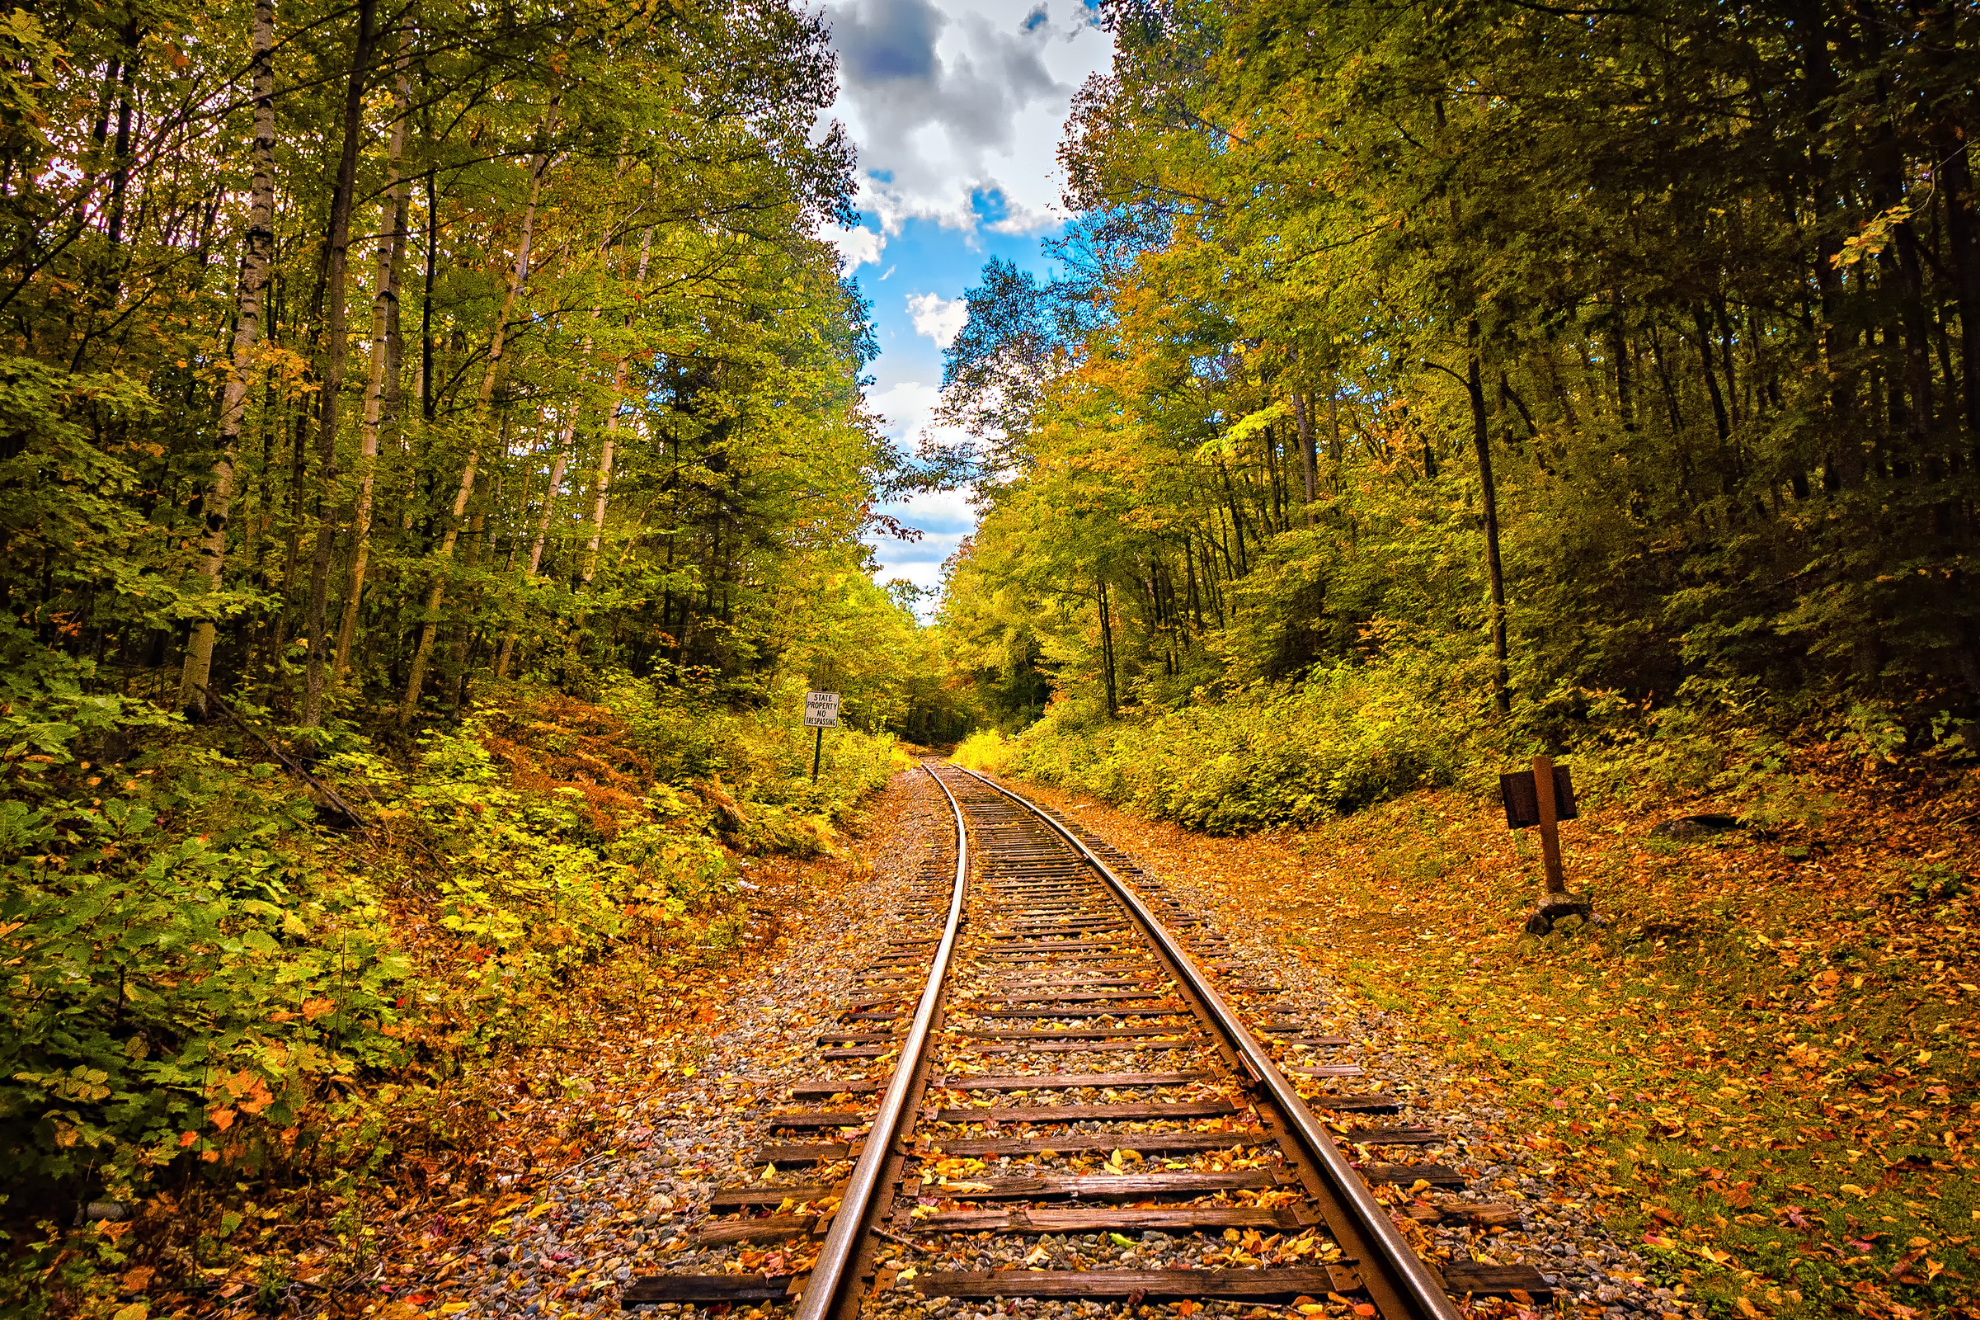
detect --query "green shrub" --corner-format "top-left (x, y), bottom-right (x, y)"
top-left (1008, 651), bottom-right (1478, 834)
top-left (0, 764), bottom-right (409, 1200)
top-left (596, 672), bottom-right (907, 829)
top-left (0, 665), bottom-right (910, 1214)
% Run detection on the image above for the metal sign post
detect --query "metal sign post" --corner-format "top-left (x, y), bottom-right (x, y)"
top-left (803, 691), bottom-right (840, 783)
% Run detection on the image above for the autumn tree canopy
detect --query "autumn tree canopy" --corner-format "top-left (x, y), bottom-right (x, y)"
top-left (939, 0), bottom-right (1980, 738)
top-left (4, 0), bottom-right (945, 735)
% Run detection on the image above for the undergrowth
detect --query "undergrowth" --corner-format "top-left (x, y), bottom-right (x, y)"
top-left (986, 635), bottom-right (1967, 841)
top-left (997, 646), bottom-right (1484, 833)
top-left (0, 658), bottom-right (904, 1317)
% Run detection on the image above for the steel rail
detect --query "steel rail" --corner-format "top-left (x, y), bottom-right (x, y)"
top-left (949, 764), bottom-right (1463, 1320)
top-left (795, 763), bottom-right (970, 1320)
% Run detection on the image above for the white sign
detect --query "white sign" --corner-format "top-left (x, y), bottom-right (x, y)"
top-left (803, 691), bottom-right (841, 728)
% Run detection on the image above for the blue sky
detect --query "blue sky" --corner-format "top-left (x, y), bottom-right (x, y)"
top-left (816, 0), bottom-right (1113, 615)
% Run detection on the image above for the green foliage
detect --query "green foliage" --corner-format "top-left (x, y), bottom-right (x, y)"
top-left (0, 771), bottom-right (408, 1199)
top-left (390, 719), bottom-right (737, 967)
top-left (1008, 650), bottom-right (1479, 834)
top-left (935, 0), bottom-right (1980, 787)
top-left (598, 672), bottom-right (907, 830)
top-left (0, 656), bottom-right (906, 1216)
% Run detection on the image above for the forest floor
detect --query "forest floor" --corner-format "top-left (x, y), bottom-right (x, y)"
top-left (115, 784), bottom-right (922, 1320)
top-left (122, 750), bottom-right (1979, 1320)
top-left (1001, 747), bottom-right (1980, 1320)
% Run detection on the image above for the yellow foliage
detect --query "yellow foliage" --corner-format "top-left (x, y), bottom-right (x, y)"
top-left (951, 730), bottom-right (1012, 774)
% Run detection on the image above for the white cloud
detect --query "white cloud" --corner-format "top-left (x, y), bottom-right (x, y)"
top-left (906, 291), bottom-right (968, 348)
top-left (880, 264), bottom-right (896, 280)
top-left (867, 380), bottom-right (942, 442)
top-left (896, 485), bottom-right (978, 532)
top-left (822, 222), bottom-right (885, 270)
top-left (864, 486), bottom-right (978, 613)
top-left (867, 377), bottom-right (972, 452)
top-left (826, 0), bottom-right (1113, 234)
top-left (989, 197), bottom-right (1074, 234)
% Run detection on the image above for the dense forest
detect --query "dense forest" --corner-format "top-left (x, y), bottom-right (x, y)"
top-left (939, 0), bottom-right (1980, 827)
top-left (7, 0), bottom-right (1980, 1311)
top-left (0, 0), bottom-right (960, 1294)
top-left (3, 0), bottom-right (962, 730)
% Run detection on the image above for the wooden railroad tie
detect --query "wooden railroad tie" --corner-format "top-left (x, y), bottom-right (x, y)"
top-left (932, 1070), bottom-right (1209, 1089)
top-left (929, 1100), bottom-right (1238, 1123)
top-left (928, 1129), bottom-right (1269, 1158)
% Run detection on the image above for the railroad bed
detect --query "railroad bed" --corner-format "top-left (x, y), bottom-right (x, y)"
top-left (620, 763), bottom-right (1552, 1320)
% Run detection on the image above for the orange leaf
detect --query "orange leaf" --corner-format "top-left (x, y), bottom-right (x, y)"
top-left (238, 1075), bottom-right (275, 1115)
top-left (301, 998), bottom-right (336, 1022)
top-left (208, 1107), bottom-right (236, 1131)
top-left (178, 1131), bottom-right (198, 1147)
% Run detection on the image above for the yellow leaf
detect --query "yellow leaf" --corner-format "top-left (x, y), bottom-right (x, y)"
top-left (1839, 1183), bottom-right (1870, 1198)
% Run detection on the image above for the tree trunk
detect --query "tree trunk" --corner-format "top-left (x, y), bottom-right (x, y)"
top-left (444, 502), bottom-right (488, 708)
top-left (1941, 137), bottom-right (1980, 450)
top-left (420, 166), bottom-right (438, 419)
top-left (1291, 390), bottom-right (1317, 524)
top-left (493, 404), bottom-right (578, 678)
top-left (332, 42), bottom-right (410, 690)
top-left (1097, 576), bottom-right (1117, 718)
top-left (399, 111), bottom-right (555, 724)
top-left (581, 226), bottom-right (653, 585)
top-left (177, 0), bottom-right (277, 720)
top-left (299, 0), bottom-right (378, 732)
top-left (1467, 325), bottom-right (1512, 716)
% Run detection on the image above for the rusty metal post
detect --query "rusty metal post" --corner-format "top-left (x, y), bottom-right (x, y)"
top-left (811, 726), bottom-right (822, 783)
top-left (1534, 753), bottom-right (1567, 895)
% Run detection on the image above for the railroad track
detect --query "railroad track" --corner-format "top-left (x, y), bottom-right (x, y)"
top-left (624, 763), bottom-right (1548, 1319)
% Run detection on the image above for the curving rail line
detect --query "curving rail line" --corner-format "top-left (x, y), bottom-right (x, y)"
top-left (624, 762), bottom-right (1545, 1320)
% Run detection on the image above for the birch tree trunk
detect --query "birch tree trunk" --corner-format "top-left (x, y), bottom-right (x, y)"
top-left (492, 403), bottom-right (577, 678)
top-left (581, 226), bottom-right (652, 586)
top-left (1290, 390), bottom-right (1317, 525)
top-left (177, 0), bottom-right (277, 720)
top-left (331, 43), bottom-right (410, 690)
top-left (399, 114), bottom-right (555, 724)
top-left (299, 0), bottom-right (379, 732)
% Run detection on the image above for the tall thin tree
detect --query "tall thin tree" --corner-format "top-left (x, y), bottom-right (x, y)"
top-left (399, 108), bottom-right (557, 724)
top-left (300, 0), bottom-right (380, 732)
top-left (178, 0), bottom-right (278, 720)
top-left (332, 39), bottom-right (412, 689)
